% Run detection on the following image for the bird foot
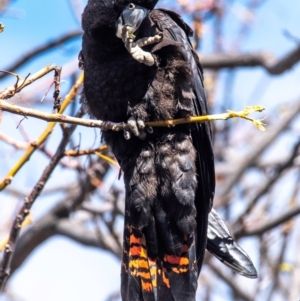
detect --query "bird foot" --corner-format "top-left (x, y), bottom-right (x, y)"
top-left (123, 117), bottom-right (153, 140)
top-left (122, 26), bottom-right (162, 66)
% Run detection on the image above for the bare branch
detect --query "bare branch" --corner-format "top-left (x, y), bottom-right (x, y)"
top-left (0, 107), bottom-right (84, 290)
top-left (266, 233), bottom-right (289, 301)
top-left (64, 145), bottom-right (108, 157)
top-left (56, 219), bottom-right (122, 259)
top-left (0, 65), bottom-right (57, 99)
top-left (9, 160), bottom-right (111, 278)
top-left (200, 44), bottom-right (300, 74)
top-left (0, 97), bottom-right (266, 131)
top-left (0, 131), bottom-right (29, 149)
top-left (53, 67), bottom-right (62, 112)
top-left (0, 31), bottom-right (82, 80)
top-left (208, 261), bottom-right (253, 301)
top-left (235, 204), bottom-right (300, 238)
top-left (219, 100), bottom-right (300, 198)
top-left (0, 72), bottom-right (84, 191)
top-left (233, 139), bottom-right (300, 235)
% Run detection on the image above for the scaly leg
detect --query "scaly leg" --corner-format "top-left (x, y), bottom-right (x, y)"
top-left (122, 26), bottom-right (162, 66)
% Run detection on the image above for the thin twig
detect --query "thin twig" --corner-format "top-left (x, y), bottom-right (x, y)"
top-left (220, 100), bottom-right (300, 198)
top-left (0, 72), bottom-right (84, 191)
top-left (8, 161), bottom-right (111, 278)
top-left (0, 214), bottom-right (32, 251)
top-left (0, 65), bottom-right (57, 99)
top-left (95, 152), bottom-right (119, 167)
top-left (53, 67), bottom-right (62, 112)
top-left (0, 131), bottom-right (29, 149)
top-left (233, 139), bottom-right (300, 236)
top-left (0, 107), bottom-right (84, 290)
top-left (64, 145), bottom-right (108, 157)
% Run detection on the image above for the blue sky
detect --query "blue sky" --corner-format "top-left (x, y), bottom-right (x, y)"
top-left (0, 0), bottom-right (300, 301)
top-left (0, 1), bottom-right (121, 300)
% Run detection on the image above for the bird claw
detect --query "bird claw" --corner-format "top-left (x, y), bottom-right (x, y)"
top-left (137, 119), bottom-right (145, 129)
top-left (121, 27), bottom-right (162, 66)
top-left (123, 129), bottom-right (131, 140)
top-left (127, 116), bottom-right (147, 140)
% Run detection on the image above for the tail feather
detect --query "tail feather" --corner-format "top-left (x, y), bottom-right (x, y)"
top-left (207, 208), bottom-right (258, 279)
top-left (122, 226), bottom-right (155, 301)
top-left (162, 234), bottom-right (198, 301)
top-left (121, 225), bottom-right (198, 301)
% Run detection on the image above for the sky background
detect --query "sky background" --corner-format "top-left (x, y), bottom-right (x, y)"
top-left (0, 0), bottom-right (300, 300)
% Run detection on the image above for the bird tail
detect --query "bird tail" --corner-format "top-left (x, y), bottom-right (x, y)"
top-left (207, 208), bottom-right (258, 278)
top-left (121, 226), bottom-right (198, 301)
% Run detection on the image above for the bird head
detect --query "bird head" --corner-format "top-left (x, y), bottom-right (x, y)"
top-left (116, 3), bottom-right (148, 39)
top-left (114, 0), bottom-right (159, 11)
top-left (82, 0), bottom-right (158, 43)
top-left (82, 0), bottom-right (119, 36)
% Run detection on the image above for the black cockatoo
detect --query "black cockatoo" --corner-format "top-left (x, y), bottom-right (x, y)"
top-left (80, 1), bottom-right (257, 300)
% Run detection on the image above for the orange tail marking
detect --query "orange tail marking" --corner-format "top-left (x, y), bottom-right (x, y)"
top-left (129, 232), bottom-right (153, 293)
top-left (148, 258), bottom-right (158, 288)
top-left (164, 254), bottom-right (189, 265)
top-left (163, 236), bottom-right (190, 275)
top-left (162, 268), bottom-right (171, 288)
top-left (141, 280), bottom-right (153, 292)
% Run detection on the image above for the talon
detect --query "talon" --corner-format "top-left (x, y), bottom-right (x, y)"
top-left (156, 34), bottom-right (163, 43)
top-left (146, 126), bottom-right (153, 134)
top-left (124, 130), bottom-right (131, 140)
top-left (128, 117), bottom-right (139, 136)
top-left (137, 119), bottom-right (145, 129)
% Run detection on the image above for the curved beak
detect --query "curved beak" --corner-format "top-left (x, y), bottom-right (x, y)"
top-left (116, 3), bottom-right (148, 39)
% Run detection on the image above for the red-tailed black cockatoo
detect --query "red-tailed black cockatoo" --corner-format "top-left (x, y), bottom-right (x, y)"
top-left (79, 1), bottom-right (257, 300)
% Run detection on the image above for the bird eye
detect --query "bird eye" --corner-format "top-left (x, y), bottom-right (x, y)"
top-left (128, 3), bottom-right (135, 10)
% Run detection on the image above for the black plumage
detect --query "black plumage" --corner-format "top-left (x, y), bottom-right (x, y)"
top-left (80, 1), bottom-right (256, 300)
top-left (207, 208), bottom-right (257, 279)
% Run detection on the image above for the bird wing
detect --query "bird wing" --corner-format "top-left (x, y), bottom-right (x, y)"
top-left (150, 8), bottom-right (215, 274)
top-left (207, 209), bottom-right (258, 278)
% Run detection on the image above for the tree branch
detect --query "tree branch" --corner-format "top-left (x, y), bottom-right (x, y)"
top-left (219, 100), bottom-right (300, 198)
top-left (55, 219), bottom-right (122, 259)
top-left (0, 65), bottom-right (57, 99)
top-left (0, 31), bottom-right (82, 80)
top-left (9, 160), bottom-right (111, 279)
top-left (208, 261), bottom-right (253, 301)
top-left (200, 44), bottom-right (300, 74)
top-left (0, 106), bottom-right (84, 290)
top-left (0, 72), bottom-right (84, 191)
top-left (0, 131), bottom-right (29, 149)
top-left (0, 30), bottom-right (298, 80)
top-left (64, 145), bottom-right (108, 157)
top-left (236, 205), bottom-right (300, 238)
top-left (9, 194), bottom-right (84, 277)
top-left (233, 138), bottom-right (300, 236)
top-left (0, 96), bottom-right (266, 131)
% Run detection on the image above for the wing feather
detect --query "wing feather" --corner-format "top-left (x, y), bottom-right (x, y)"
top-left (207, 209), bottom-right (258, 278)
top-left (150, 9), bottom-right (215, 274)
